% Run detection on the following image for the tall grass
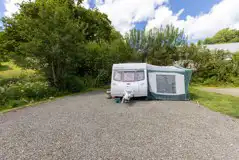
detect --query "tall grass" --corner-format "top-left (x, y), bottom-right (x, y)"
top-left (0, 61), bottom-right (35, 80)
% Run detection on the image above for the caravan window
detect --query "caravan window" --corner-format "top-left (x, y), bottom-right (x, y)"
top-left (156, 75), bottom-right (176, 94)
top-left (123, 71), bottom-right (135, 82)
top-left (136, 71), bottom-right (145, 81)
top-left (113, 71), bottom-right (122, 81)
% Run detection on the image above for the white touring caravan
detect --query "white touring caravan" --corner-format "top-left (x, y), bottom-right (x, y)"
top-left (111, 63), bottom-right (148, 99)
top-left (110, 63), bottom-right (192, 101)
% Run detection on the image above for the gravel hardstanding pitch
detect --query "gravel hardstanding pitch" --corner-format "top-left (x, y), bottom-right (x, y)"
top-left (0, 91), bottom-right (239, 160)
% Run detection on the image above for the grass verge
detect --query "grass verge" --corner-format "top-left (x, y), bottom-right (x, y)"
top-left (190, 87), bottom-right (239, 118)
top-left (191, 83), bottom-right (239, 88)
top-left (0, 61), bottom-right (35, 80)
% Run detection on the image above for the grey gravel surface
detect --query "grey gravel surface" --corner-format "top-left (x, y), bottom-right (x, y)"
top-left (0, 91), bottom-right (239, 160)
top-left (201, 87), bottom-right (239, 97)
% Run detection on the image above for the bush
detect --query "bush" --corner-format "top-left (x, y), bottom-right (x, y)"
top-left (23, 81), bottom-right (57, 99)
top-left (0, 81), bottom-right (58, 109)
top-left (94, 69), bottom-right (110, 87)
top-left (64, 76), bottom-right (85, 93)
top-left (0, 68), bottom-right (60, 109)
top-left (230, 77), bottom-right (239, 86)
top-left (82, 75), bottom-right (96, 88)
top-left (4, 85), bottom-right (23, 99)
top-left (0, 78), bottom-right (20, 86)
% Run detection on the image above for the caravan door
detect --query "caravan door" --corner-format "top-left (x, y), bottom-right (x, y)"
top-left (135, 70), bottom-right (147, 97)
top-left (122, 71), bottom-right (139, 96)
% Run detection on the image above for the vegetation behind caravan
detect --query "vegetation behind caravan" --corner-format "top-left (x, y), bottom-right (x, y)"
top-left (204, 28), bottom-right (239, 44)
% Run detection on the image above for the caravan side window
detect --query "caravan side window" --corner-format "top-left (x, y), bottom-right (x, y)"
top-left (113, 71), bottom-right (122, 81)
top-left (156, 75), bottom-right (176, 94)
top-left (136, 71), bottom-right (145, 81)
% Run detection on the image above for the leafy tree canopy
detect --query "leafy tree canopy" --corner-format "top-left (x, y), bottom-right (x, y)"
top-left (125, 24), bottom-right (187, 65)
top-left (1, 0), bottom-right (133, 89)
top-left (204, 28), bottom-right (239, 44)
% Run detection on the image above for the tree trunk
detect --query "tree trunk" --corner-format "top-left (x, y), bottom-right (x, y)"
top-left (51, 61), bottom-right (57, 86)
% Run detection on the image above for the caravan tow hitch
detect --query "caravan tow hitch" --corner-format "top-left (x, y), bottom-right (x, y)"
top-left (121, 89), bottom-right (134, 103)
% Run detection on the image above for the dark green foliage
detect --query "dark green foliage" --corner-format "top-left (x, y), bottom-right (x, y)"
top-left (64, 76), bottom-right (85, 93)
top-left (0, 32), bottom-right (9, 65)
top-left (94, 69), bottom-right (110, 87)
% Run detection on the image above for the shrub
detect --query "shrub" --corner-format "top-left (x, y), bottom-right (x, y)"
top-left (22, 81), bottom-right (57, 99)
top-left (230, 77), bottom-right (239, 86)
top-left (0, 81), bottom-right (58, 109)
top-left (82, 75), bottom-right (96, 88)
top-left (0, 78), bottom-right (20, 86)
top-left (64, 76), bottom-right (85, 93)
top-left (4, 85), bottom-right (23, 99)
top-left (94, 69), bottom-right (110, 87)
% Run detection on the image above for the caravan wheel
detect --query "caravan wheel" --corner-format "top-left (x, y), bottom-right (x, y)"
top-left (106, 89), bottom-right (112, 99)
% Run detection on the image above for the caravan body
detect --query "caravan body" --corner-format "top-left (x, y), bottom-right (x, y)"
top-left (110, 63), bottom-right (192, 100)
top-left (111, 63), bottom-right (148, 97)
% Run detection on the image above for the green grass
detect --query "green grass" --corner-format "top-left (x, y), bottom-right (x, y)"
top-left (0, 61), bottom-right (35, 80)
top-left (191, 83), bottom-right (239, 88)
top-left (190, 87), bottom-right (239, 118)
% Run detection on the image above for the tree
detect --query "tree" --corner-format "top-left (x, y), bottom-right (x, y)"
top-left (197, 40), bottom-right (203, 46)
top-left (125, 28), bottom-right (154, 62)
top-left (125, 24), bottom-right (187, 65)
top-left (0, 31), bottom-right (9, 65)
top-left (2, 0), bottom-right (113, 89)
top-left (2, 0), bottom-right (136, 90)
top-left (204, 28), bottom-right (239, 44)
